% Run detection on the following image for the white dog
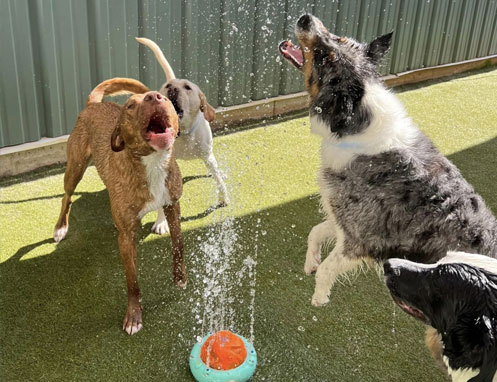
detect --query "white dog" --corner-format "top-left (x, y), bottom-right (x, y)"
top-left (136, 37), bottom-right (230, 235)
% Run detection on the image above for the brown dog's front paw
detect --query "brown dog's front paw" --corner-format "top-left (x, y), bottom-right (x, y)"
top-left (122, 304), bottom-right (143, 335)
top-left (174, 273), bottom-right (187, 289)
top-left (53, 225), bottom-right (68, 243)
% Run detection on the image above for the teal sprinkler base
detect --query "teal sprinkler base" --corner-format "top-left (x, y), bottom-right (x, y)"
top-left (189, 332), bottom-right (257, 382)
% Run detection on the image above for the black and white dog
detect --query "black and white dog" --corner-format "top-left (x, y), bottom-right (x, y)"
top-left (385, 253), bottom-right (497, 382)
top-left (279, 13), bottom-right (497, 305)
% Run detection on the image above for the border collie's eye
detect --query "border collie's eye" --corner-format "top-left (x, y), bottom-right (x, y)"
top-left (184, 84), bottom-right (191, 90)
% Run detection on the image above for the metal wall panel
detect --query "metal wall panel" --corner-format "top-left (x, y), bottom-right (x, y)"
top-left (1, 0), bottom-right (496, 147)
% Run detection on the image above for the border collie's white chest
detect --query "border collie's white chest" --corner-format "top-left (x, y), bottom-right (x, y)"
top-left (138, 151), bottom-right (172, 219)
top-left (443, 355), bottom-right (497, 382)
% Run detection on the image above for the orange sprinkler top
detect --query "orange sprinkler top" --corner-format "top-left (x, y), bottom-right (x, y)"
top-left (200, 331), bottom-right (248, 370)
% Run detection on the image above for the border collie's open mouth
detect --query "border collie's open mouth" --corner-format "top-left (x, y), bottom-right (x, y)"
top-left (143, 112), bottom-right (175, 150)
top-left (170, 98), bottom-right (184, 119)
top-left (279, 40), bottom-right (304, 70)
top-left (392, 295), bottom-right (430, 324)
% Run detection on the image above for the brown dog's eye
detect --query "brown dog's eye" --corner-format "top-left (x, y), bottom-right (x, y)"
top-left (126, 102), bottom-right (136, 110)
top-left (165, 84), bottom-right (171, 88)
top-left (184, 84), bottom-right (191, 90)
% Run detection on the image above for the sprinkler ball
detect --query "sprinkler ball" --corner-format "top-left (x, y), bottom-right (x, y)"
top-left (189, 331), bottom-right (257, 382)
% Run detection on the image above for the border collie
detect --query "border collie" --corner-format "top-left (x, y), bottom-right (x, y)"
top-left (279, 14), bottom-right (497, 306)
top-left (385, 253), bottom-right (497, 381)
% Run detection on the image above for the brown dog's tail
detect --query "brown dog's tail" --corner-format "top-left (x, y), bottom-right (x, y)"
top-left (86, 78), bottom-right (150, 106)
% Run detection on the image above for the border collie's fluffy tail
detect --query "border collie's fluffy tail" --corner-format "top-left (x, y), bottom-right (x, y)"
top-left (87, 78), bottom-right (150, 106)
top-left (135, 37), bottom-right (176, 81)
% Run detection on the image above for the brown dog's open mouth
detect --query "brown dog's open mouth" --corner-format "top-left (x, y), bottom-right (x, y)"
top-left (392, 295), bottom-right (430, 325)
top-left (146, 113), bottom-right (168, 135)
top-left (279, 40), bottom-right (304, 70)
top-left (143, 112), bottom-right (175, 150)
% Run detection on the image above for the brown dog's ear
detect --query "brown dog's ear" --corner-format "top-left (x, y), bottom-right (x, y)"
top-left (199, 91), bottom-right (216, 122)
top-left (110, 126), bottom-right (125, 152)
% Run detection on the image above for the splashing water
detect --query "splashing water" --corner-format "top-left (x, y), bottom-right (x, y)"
top-left (392, 303), bottom-right (398, 349)
top-left (189, 151), bottom-right (261, 349)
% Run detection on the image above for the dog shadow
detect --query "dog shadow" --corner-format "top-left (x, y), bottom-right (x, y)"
top-left (448, 135), bottom-right (497, 209)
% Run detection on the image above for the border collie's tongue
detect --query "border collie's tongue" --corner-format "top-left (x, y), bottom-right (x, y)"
top-left (279, 40), bottom-right (304, 70)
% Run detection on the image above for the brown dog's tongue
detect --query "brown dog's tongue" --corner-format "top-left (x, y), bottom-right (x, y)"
top-left (279, 40), bottom-right (304, 69)
top-left (146, 128), bottom-right (175, 151)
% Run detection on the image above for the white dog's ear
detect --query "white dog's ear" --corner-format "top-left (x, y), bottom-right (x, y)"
top-left (199, 91), bottom-right (216, 122)
top-left (111, 126), bottom-right (125, 152)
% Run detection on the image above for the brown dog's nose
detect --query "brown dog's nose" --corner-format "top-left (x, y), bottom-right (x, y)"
top-left (144, 91), bottom-right (163, 103)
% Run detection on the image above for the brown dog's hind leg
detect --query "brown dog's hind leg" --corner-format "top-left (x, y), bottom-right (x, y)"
top-left (54, 131), bottom-right (91, 242)
top-left (165, 202), bottom-right (186, 288)
top-left (117, 226), bottom-right (143, 335)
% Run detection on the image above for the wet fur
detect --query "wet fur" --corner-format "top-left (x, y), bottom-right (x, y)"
top-left (54, 78), bottom-right (185, 335)
top-left (385, 254), bottom-right (497, 381)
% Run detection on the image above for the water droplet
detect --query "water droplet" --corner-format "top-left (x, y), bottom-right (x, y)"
top-left (298, 326), bottom-right (305, 332)
top-left (314, 106), bottom-right (322, 113)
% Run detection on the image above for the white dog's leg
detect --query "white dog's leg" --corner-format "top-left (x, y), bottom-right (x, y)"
top-left (311, 239), bottom-right (361, 307)
top-left (152, 208), bottom-right (169, 235)
top-left (305, 220), bottom-right (336, 275)
top-left (204, 153), bottom-right (229, 205)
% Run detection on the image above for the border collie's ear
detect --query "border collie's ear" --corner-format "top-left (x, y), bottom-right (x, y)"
top-left (111, 126), bottom-right (125, 152)
top-left (199, 91), bottom-right (216, 122)
top-left (367, 31), bottom-right (393, 64)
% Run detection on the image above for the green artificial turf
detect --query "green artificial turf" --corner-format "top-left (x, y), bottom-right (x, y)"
top-left (1, 67), bottom-right (496, 381)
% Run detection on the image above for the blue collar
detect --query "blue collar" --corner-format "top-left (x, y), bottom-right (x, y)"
top-left (180, 114), bottom-right (202, 136)
top-left (180, 121), bottom-right (198, 136)
top-left (328, 141), bottom-right (364, 150)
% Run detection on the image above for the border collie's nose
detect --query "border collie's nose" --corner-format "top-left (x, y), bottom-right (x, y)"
top-left (297, 14), bottom-right (313, 31)
top-left (144, 91), bottom-right (163, 103)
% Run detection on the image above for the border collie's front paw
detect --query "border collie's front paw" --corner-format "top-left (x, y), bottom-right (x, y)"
top-left (151, 219), bottom-right (169, 235)
top-left (311, 291), bottom-right (329, 307)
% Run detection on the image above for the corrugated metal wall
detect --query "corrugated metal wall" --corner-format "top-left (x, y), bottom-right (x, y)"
top-left (1, 0), bottom-right (496, 148)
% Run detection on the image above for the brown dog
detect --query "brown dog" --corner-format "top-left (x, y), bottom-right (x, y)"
top-left (53, 78), bottom-right (185, 335)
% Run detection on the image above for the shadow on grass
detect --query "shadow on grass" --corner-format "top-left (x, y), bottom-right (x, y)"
top-left (2, 137), bottom-right (495, 381)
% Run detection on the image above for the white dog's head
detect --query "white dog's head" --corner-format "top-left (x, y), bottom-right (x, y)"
top-left (160, 79), bottom-right (215, 130)
top-left (135, 37), bottom-right (216, 132)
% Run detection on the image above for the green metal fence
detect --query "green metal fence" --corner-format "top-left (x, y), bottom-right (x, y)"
top-left (1, 0), bottom-right (496, 148)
